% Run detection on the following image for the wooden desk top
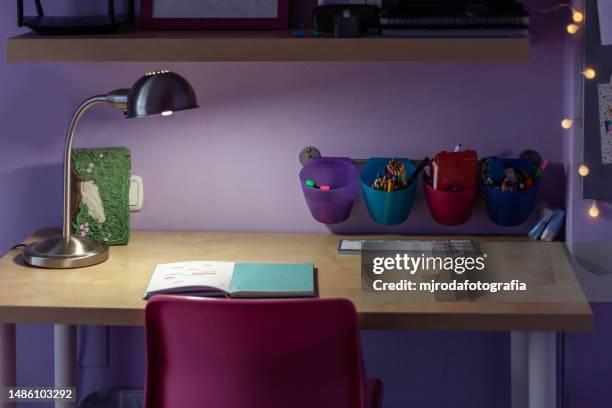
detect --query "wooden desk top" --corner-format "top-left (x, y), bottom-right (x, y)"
top-left (0, 230), bottom-right (592, 331)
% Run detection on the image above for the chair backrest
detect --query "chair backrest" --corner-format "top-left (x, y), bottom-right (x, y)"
top-left (145, 296), bottom-right (366, 408)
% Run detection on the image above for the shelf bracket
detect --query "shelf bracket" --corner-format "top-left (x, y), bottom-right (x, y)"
top-left (299, 146), bottom-right (322, 165)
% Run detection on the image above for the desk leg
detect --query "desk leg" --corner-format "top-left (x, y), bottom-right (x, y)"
top-left (511, 332), bottom-right (557, 408)
top-left (0, 324), bottom-right (16, 408)
top-left (511, 332), bottom-right (528, 408)
top-left (54, 325), bottom-right (76, 408)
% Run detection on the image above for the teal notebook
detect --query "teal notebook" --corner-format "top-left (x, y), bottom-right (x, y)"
top-left (230, 263), bottom-right (315, 297)
top-left (144, 261), bottom-right (315, 299)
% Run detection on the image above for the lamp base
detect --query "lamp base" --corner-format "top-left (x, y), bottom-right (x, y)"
top-left (23, 235), bottom-right (109, 269)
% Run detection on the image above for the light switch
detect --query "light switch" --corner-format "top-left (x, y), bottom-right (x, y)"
top-left (129, 175), bottom-right (143, 212)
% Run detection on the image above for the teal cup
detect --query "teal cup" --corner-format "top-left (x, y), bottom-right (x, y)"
top-left (360, 158), bottom-right (417, 225)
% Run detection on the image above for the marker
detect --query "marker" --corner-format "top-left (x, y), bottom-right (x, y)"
top-left (405, 157), bottom-right (430, 186)
top-left (305, 179), bottom-right (317, 188)
top-left (533, 168), bottom-right (542, 180)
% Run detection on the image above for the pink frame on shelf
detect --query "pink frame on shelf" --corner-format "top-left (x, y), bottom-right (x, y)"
top-left (140, 0), bottom-right (289, 30)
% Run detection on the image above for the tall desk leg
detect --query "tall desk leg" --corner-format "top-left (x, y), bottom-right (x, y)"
top-left (54, 325), bottom-right (76, 408)
top-left (511, 332), bottom-right (557, 408)
top-left (0, 324), bottom-right (16, 408)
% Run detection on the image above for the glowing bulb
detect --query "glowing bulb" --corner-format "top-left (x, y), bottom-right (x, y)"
top-left (589, 201), bottom-right (600, 218)
top-left (583, 68), bottom-right (596, 79)
top-left (578, 164), bottom-right (590, 177)
top-left (561, 118), bottom-right (573, 129)
top-left (572, 11), bottom-right (584, 23)
top-left (161, 110), bottom-right (174, 116)
top-left (567, 24), bottom-right (579, 34)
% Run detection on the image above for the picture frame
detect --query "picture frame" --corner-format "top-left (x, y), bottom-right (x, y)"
top-left (140, 0), bottom-right (289, 30)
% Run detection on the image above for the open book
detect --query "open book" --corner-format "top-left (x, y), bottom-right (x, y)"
top-left (143, 261), bottom-right (315, 300)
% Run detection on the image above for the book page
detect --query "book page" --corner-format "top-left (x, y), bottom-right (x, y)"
top-left (145, 261), bottom-right (236, 297)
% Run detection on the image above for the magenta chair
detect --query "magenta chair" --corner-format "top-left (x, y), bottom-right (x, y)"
top-left (145, 296), bottom-right (383, 408)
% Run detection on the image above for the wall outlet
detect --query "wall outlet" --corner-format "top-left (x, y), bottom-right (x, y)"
top-left (129, 175), bottom-right (143, 212)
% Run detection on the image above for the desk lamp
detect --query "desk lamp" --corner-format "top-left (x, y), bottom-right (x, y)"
top-left (23, 70), bottom-right (199, 268)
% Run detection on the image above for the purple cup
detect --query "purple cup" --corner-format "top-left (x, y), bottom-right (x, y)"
top-left (299, 157), bottom-right (359, 224)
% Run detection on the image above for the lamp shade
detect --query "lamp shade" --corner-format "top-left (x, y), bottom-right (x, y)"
top-left (126, 70), bottom-right (199, 118)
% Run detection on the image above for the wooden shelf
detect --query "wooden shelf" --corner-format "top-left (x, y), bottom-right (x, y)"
top-left (6, 30), bottom-right (530, 63)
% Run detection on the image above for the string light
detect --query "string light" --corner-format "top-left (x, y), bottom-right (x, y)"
top-left (561, 118), bottom-right (574, 129)
top-left (582, 68), bottom-right (596, 79)
top-left (572, 10), bottom-right (584, 23)
top-left (571, 8), bottom-right (597, 220)
top-left (589, 201), bottom-right (600, 218)
top-left (542, 4), bottom-right (596, 220)
top-left (539, 4), bottom-right (596, 219)
top-left (567, 23), bottom-right (580, 34)
top-left (533, 5), bottom-right (584, 35)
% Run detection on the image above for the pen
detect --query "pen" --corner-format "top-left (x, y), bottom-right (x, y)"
top-left (405, 157), bottom-right (430, 186)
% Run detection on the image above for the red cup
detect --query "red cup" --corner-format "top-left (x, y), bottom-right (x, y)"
top-left (423, 180), bottom-right (477, 226)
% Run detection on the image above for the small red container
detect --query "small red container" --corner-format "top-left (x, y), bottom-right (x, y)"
top-left (423, 180), bottom-right (477, 226)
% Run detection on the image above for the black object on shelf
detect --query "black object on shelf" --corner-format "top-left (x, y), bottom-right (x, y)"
top-left (379, 0), bottom-right (529, 30)
top-left (17, 0), bottom-right (136, 35)
top-left (378, 0), bottom-right (529, 38)
top-left (335, 10), bottom-right (361, 38)
top-left (313, 5), bottom-right (381, 34)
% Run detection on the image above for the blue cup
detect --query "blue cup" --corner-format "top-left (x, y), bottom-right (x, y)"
top-left (360, 158), bottom-right (417, 225)
top-left (484, 158), bottom-right (540, 227)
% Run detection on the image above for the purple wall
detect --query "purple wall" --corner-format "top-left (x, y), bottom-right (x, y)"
top-left (0, 1), bottom-right (591, 407)
top-left (564, 0), bottom-right (612, 241)
top-left (562, 1), bottom-right (612, 407)
top-left (2, 3), bottom-right (568, 241)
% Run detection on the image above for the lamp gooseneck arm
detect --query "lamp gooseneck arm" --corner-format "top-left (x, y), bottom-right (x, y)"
top-left (62, 95), bottom-right (112, 240)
